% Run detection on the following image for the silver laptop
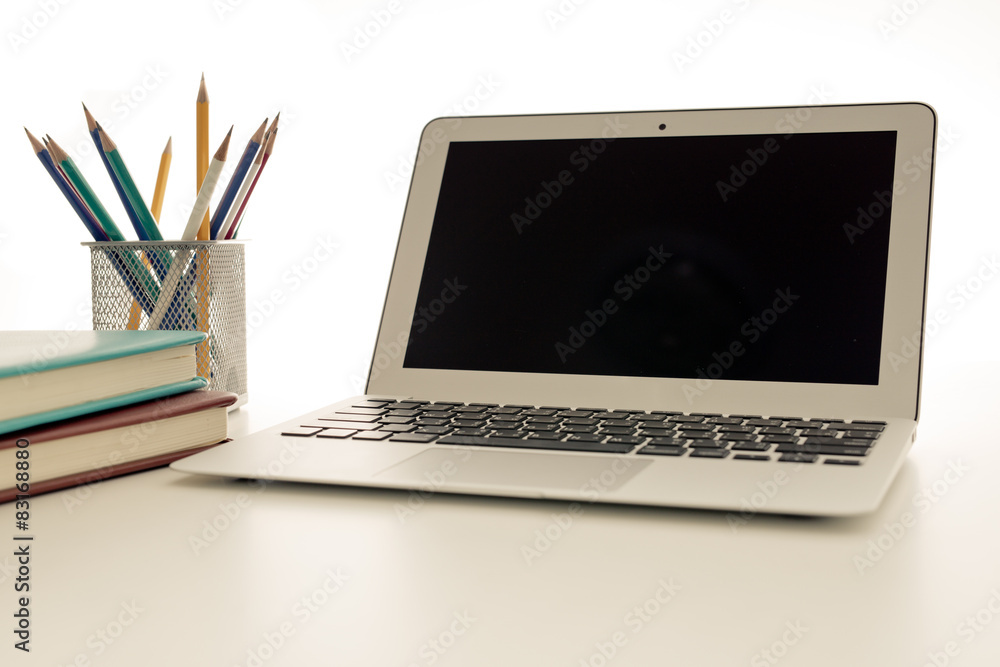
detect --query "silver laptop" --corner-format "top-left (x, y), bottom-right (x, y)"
top-left (174, 103), bottom-right (936, 516)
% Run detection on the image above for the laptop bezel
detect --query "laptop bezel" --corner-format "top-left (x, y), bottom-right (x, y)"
top-left (366, 103), bottom-right (936, 420)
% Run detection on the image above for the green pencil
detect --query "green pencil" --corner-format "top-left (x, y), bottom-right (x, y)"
top-left (45, 135), bottom-right (127, 241)
top-left (97, 126), bottom-right (163, 241)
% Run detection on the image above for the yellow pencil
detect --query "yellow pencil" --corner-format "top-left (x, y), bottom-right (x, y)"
top-left (196, 73), bottom-right (210, 240)
top-left (127, 136), bottom-right (171, 329)
top-left (151, 136), bottom-right (171, 221)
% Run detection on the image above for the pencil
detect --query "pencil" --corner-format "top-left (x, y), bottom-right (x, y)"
top-left (151, 129), bottom-right (233, 331)
top-left (182, 127), bottom-right (232, 240)
top-left (209, 118), bottom-right (266, 239)
top-left (226, 129), bottom-right (276, 239)
top-left (97, 126), bottom-right (163, 242)
top-left (216, 127), bottom-right (271, 240)
top-left (25, 128), bottom-right (108, 242)
top-left (151, 137), bottom-right (172, 221)
top-left (83, 103), bottom-right (144, 238)
top-left (45, 135), bottom-right (126, 241)
top-left (26, 129), bottom-right (161, 315)
top-left (196, 74), bottom-right (210, 240)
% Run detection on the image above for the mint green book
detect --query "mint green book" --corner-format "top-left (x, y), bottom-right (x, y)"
top-left (0, 330), bottom-right (208, 435)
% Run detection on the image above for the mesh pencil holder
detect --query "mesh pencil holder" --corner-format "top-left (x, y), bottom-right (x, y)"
top-left (85, 240), bottom-right (248, 409)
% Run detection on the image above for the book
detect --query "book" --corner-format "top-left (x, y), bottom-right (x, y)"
top-left (0, 330), bottom-right (207, 435)
top-left (1, 390), bottom-right (237, 502)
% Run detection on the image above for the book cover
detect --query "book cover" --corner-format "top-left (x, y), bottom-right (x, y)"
top-left (0, 330), bottom-right (208, 433)
top-left (1, 389), bottom-right (237, 502)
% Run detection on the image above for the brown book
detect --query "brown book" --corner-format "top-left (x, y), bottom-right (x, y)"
top-left (1, 390), bottom-right (237, 503)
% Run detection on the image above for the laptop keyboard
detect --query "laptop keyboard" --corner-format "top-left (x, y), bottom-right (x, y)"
top-left (285, 399), bottom-right (886, 465)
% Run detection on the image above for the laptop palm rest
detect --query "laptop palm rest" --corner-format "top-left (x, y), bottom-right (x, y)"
top-left (376, 448), bottom-right (651, 493)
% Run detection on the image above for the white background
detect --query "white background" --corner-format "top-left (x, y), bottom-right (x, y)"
top-left (2, 1), bottom-right (1000, 665)
top-left (1, 0), bottom-right (997, 408)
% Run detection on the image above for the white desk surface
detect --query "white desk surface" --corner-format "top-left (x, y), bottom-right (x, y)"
top-left (6, 358), bottom-right (998, 667)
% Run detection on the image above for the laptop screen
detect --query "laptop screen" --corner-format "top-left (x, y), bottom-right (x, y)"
top-left (402, 130), bottom-right (898, 386)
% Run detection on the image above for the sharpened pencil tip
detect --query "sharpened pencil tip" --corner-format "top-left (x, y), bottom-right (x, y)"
top-left (82, 103), bottom-right (98, 132)
top-left (164, 136), bottom-right (173, 154)
top-left (198, 73), bottom-right (209, 104)
top-left (24, 128), bottom-right (45, 153)
top-left (250, 118), bottom-right (268, 144)
top-left (214, 126), bottom-right (234, 161)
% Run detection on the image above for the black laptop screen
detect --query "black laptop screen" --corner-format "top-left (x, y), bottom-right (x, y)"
top-left (401, 130), bottom-right (898, 385)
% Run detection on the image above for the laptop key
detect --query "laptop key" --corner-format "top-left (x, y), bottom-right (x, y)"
top-left (389, 433), bottom-right (439, 443)
top-left (778, 453), bottom-right (818, 463)
top-left (729, 441), bottom-right (771, 451)
top-left (281, 426), bottom-right (323, 437)
top-left (605, 436), bottom-right (645, 445)
top-left (527, 432), bottom-right (565, 440)
top-left (843, 430), bottom-right (880, 440)
top-left (777, 444), bottom-right (869, 457)
top-left (689, 440), bottom-right (726, 448)
top-left (690, 449), bottom-right (729, 458)
top-left (637, 445), bottom-right (686, 456)
top-left (324, 412), bottom-right (382, 423)
top-left (648, 437), bottom-right (689, 446)
top-left (381, 416), bottom-right (416, 424)
top-left (566, 434), bottom-right (605, 443)
top-left (825, 459), bottom-right (862, 466)
top-left (414, 426), bottom-right (452, 435)
top-left (307, 420), bottom-right (380, 431)
top-left (316, 428), bottom-right (357, 439)
top-left (733, 454), bottom-right (770, 461)
top-left (436, 434), bottom-right (636, 454)
top-left (351, 431), bottom-right (392, 441)
top-left (378, 424), bottom-right (416, 433)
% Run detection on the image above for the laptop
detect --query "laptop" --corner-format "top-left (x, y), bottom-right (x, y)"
top-left (173, 103), bottom-right (936, 516)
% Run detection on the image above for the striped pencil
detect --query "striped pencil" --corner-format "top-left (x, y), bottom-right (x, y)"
top-left (209, 119), bottom-right (266, 239)
top-left (227, 129), bottom-right (276, 239)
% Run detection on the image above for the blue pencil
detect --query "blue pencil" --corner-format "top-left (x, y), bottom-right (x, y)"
top-left (82, 104), bottom-right (146, 240)
top-left (209, 118), bottom-right (266, 239)
top-left (26, 128), bottom-right (109, 242)
top-left (26, 128), bottom-right (155, 315)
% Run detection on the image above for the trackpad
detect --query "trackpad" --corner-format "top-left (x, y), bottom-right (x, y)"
top-left (375, 448), bottom-right (650, 493)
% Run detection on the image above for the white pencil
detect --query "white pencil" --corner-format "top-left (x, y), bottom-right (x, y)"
top-left (215, 131), bottom-right (266, 240)
top-left (149, 129), bottom-right (232, 329)
top-left (181, 127), bottom-right (232, 240)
